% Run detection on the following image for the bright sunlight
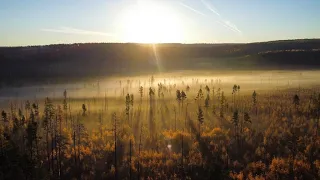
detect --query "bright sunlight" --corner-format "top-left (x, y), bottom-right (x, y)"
top-left (119, 1), bottom-right (183, 43)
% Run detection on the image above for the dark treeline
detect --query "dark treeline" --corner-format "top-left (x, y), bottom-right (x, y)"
top-left (1, 39), bottom-right (320, 86)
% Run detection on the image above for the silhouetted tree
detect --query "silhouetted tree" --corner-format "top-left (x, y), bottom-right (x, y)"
top-left (252, 90), bottom-right (257, 115)
top-left (197, 106), bottom-right (204, 137)
top-left (43, 97), bottom-right (54, 172)
top-left (220, 92), bottom-right (226, 118)
top-left (112, 112), bottom-right (118, 180)
top-left (150, 75), bottom-right (155, 86)
top-left (158, 83), bottom-right (163, 99)
top-left (195, 88), bottom-right (204, 105)
top-left (176, 90), bottom-right (182, 113)
top-left (126, 94), bottom-right (131, 124)
top-left (237, 85), bottom-right (240, 100)
top-left (139, 86), bottom-right (143, 104)
top-left (26, 110), bottom-right (38, 175)
top-left (205, 94), bottom-right (210, 110)
top-left (212, 87), bottom-right (215, 104)
top-left (186, 85), bottom-right (190, 92)
top-left (205, 85), bottom-right (210, 95)
top-left (63, 90), bottom-right (68, 110)
top-left (232, 84), bottom-right (238, 107)
top-left (232, 110), bottom-right (239, 150)
top-left (293, 94), bottom-right (300, 110)
top-left (18, 108), bottom-right (25, 126)
top-left (181, 91), bottom-right (187, 108)
top-left (1, 110), bottom-right (7, 122)
top-left (63, 90), bottom-right (68, 126)
top-left (82, 104), bottom-right (87, 116)
top-left (244, 112), bottom-right (251, 124)
top-left (32, 102), bottom-right (39, 117)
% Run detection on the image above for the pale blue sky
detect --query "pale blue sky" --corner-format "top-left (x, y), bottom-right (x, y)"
top-left (0, 0), bottom-right (320, 46)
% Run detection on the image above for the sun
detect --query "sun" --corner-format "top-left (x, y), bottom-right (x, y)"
top-left (118, 1), bottom-right (183, 43)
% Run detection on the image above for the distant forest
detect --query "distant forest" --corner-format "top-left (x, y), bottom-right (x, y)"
top-left (1, 39), bottom-right (320, 86)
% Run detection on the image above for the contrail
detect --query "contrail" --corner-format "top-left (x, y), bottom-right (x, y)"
top-left (214, 19), bottom-right (241, 33)
top-left (200, 0), bottom-right (242, 34)
top-left (201, 0), bottom-right (220, 16)
top-left (216, 18), bottom-right (242, 34)
top-left (41, 27), bottom-right (114, 36)
top-left (223, 21), bottom-right (241, 33)
top-left (179, 2), bottom-right (206, 16)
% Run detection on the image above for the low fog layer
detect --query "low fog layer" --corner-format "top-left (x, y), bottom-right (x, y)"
top-left (0, 70), bottom-right (319, 104)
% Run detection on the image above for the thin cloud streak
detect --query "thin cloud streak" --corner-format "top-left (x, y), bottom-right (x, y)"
top-left (179, 2), bottom-right (206, 16)
top-left (41, 27), bottom-right (114, 36)
top-left (220, 19), bottom-right (241, 34)
top-left (201, 0), bottom-right (220, 16)
top-left (224, 21), bottom-right (241, 33)
top-left (200, 0), bottom-right (242, 34)
top-left (214, 19), bottom-right (241, 33)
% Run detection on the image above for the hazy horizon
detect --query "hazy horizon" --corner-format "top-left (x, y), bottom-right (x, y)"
top-left (2, 38), bottom-right (320, 48)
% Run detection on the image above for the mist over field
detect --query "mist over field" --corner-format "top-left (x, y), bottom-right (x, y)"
top-left (1, 39), bottom-right (320, 104)
top-left (1, 0), bottom-right (320, 179)
top-left (0, 70), bottom-right (319, 100)
top-left (1, 40), bottom-right (320, 180)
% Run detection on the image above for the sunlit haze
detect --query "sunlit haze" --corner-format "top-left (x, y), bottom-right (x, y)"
top-left (1, 0), bottom-right (320, 46)
top-left (1, 1), bottom-right (320, 179)
top-left (119, 1), bottom-right (183, 43)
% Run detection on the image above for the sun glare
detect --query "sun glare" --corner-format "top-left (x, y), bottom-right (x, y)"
top-left (119, 1), bottom-right (183, 43)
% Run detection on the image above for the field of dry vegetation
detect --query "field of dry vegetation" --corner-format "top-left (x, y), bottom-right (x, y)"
top-left (0, 73), bottom-right (320, 180)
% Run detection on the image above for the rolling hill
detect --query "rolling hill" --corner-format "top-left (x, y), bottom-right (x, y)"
top-left (0, 39), bottom-right (320, 86)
